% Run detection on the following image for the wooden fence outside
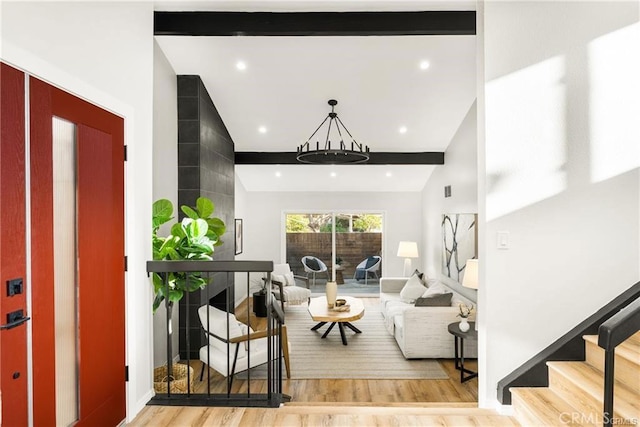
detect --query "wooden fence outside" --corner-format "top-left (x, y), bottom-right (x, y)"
top-left (286, 232), bottom-right (382, 278)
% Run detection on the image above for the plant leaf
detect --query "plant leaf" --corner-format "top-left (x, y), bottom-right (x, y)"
top-left (207, 218), bottom-right (226, 236)
top-left (152, 199), bottom-right (174, 229)
top-left (170, 222), bottom-right (186, 239)
top-left (184, 218), bottom-right (208, 240)
top-left (181, 205), bottom-right (199, 220)
top-left (196, 197), bottom-right (214, 218)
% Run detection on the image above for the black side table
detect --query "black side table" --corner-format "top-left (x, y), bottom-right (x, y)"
top-left (447, 322), bottom-right (478, 383)
top-left (252, 291), bottom-right (267, 318)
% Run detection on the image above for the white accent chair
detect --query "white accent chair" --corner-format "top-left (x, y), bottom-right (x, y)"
top-left (301, 256), bottom-right (329, 287)
top-left (270, 263), bottom-right (311, 311)
top-left (197, 305), bottom-right (290, 389)
top-left (353, 255), bottom-right (381, 285)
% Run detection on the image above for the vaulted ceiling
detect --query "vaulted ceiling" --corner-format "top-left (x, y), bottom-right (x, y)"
top-left (154, 2), bottom-right (477, 192)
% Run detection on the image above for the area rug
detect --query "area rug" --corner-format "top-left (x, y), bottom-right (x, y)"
top-left (239, 304), bottom-right (448, 380)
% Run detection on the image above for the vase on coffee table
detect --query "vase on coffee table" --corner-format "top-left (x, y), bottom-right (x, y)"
top-left (326, 281), bottom-right (337, 307)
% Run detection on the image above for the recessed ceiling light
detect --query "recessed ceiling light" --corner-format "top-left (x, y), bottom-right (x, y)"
top-left (236, 61), bottom-right (247, 71)
top-left (258, 126), bottom-right (267, 134)
top-left (386, 171), bottom-right (393, 177)
top-left (419, 60), bottom-right (430, 70)
top-left (275, 171), bottom-right (281, 177)
top-left (399, 126), bottom-right (408, 134)
top-left (330, 172), bottom-right (337, 178)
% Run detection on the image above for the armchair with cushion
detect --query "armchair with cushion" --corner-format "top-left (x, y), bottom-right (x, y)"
top-left (270, 263), bottom-right (311, 311)
top-left (354, 255), bottom-right (381, 285)
top-left (301, 256), bottom-right (329, 287)
top-left (197, 305), bottom-right (290, 391)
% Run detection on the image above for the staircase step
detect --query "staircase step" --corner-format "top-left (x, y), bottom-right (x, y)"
top-left (511, 388), bottom-right (597, 426)
top-left (583, 335), bottom-right (640, 393)
top-left (547, 361), bottom-right (640, 422)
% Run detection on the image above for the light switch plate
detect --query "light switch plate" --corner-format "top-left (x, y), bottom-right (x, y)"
top-left (497, 231), bottom-right (510, 249)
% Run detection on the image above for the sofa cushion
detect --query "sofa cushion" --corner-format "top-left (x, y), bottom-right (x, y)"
top-left (399, 274), bottom-right (427, 303)
top-left (198, 305), bottom-right (244, 355)
top-left (421, 281), bottom-right (449, 298)
top-left (383, 300), bottom-right (411, 334)
top-left (415, 292), bottom-right (453, 307)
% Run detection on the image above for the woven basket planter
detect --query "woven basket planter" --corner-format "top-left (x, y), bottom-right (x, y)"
top-left (153, 363), bottom-right (194, 394)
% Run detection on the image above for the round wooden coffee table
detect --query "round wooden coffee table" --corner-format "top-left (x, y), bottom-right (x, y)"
top-left (307, 296), bottom-right (365, 345)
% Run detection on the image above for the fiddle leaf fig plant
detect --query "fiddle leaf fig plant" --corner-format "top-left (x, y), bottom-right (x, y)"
top-left (152, 197), bottom-right (226, 312)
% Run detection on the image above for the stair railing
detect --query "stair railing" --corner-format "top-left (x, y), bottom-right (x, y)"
top-left (146, 260), bottom-right (290, 407)
top-left (597, 296), bottom-right (640, 427)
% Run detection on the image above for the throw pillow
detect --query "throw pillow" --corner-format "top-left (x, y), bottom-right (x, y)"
top-left (415, 292), bottom-right (453, 307)
top-left (365, 256), bottom-right (378, 269)
top-left (283, 272), bottom-right (296, 286)
top-left (421, 281), bottom-right (448, 298)
top-left (399, 274), bottom-right (427, 303)
top-left (305, 257), bottom-right (320, 271)
top-left (413, 269), bottom-right (432, 286)
top-left (271, 274), bottom-right (285, 285)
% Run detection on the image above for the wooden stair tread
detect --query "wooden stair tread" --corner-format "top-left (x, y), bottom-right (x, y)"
top-left (547, 361), bottom-right (640, 420)
top-left (583, 335), bottom-right (640, 364)
top-left (512, 388), bottom-right (597, 426)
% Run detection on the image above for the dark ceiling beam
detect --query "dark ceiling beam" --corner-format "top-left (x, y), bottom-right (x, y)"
top-left (235, 152), bottom-right (444, 165)
top-left (154, 11), bottom-right (476, 36)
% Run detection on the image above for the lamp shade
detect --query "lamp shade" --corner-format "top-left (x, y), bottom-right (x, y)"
top-left (397, 241), bottom-right (419, 258)
top-left (462, 259), bottom-right (478, 289)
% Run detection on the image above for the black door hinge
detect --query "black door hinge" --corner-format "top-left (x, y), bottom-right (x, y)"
top-left (125, 365), bottom-right (129, 382)
top-left (124, 256), bottom-right (128, 272)
top-left (124, 145), bottom-right (128, 162)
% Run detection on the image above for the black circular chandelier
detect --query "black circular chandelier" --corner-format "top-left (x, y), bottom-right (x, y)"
top-left (296, 99), bottom-right (370, 164)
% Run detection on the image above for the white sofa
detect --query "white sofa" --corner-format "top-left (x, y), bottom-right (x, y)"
top-left (380, 277), bottom-right (478, 359)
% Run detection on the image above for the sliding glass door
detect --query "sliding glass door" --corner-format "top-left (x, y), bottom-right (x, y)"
top-left (285, 212), bottom-right (383, 293)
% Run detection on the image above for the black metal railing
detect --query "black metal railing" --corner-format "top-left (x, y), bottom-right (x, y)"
top-left (597, 296), bottom-right (640, 427)
top-left (146, 260), bottom-right (290, 407)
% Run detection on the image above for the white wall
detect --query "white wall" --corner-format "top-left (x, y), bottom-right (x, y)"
top-left (421, 101), bottom-right (478, 300)
top-left (152, 40), bottom-right (178, 368)
top-left (1, 1), bottom-right (155, 421)
top-left (233, 185), bottom-right (423, 301)
top-left (481, 0), bottom-right (640, 408)
top-left (233, 175), bottom-right (252, 305)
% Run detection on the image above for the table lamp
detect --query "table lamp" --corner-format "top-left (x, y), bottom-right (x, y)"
top-left (397, 241), bottom-right (419, 277)
top-left (462, 259), bottom-right (478, 289)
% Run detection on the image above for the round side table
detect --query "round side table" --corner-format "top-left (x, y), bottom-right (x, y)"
top-left (447, 322), bottom-right (478, 383)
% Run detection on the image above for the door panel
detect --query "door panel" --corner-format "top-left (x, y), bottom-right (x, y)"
top-left (29, 76), bottom-right (57, 426)
top-left (30, 76), bottom-right (125, 426)
top-left (0, 62), bottom-right (29, 427)
top-left (77, 124), bottom-right (125, 427)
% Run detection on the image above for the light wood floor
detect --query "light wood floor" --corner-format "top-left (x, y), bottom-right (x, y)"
top-left (128, 298), bottom-right (496, 426)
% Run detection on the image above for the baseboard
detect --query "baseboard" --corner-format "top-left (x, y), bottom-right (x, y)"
top-left (128, 389), bottom-right (155, 423)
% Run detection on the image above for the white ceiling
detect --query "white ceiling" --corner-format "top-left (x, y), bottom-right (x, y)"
top-left (154, 5), bottom-right (477, 192)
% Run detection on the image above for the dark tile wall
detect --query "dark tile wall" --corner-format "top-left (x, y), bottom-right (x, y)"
top-left (177, 75), bottom-right (235, 359)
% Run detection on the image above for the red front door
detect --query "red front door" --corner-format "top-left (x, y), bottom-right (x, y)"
top-left (0, 62), bottom-right (29, 427)
top-left (29, 76), bottom-right (125, 426)
top-left (0, 63), bottom-right (125, 426)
